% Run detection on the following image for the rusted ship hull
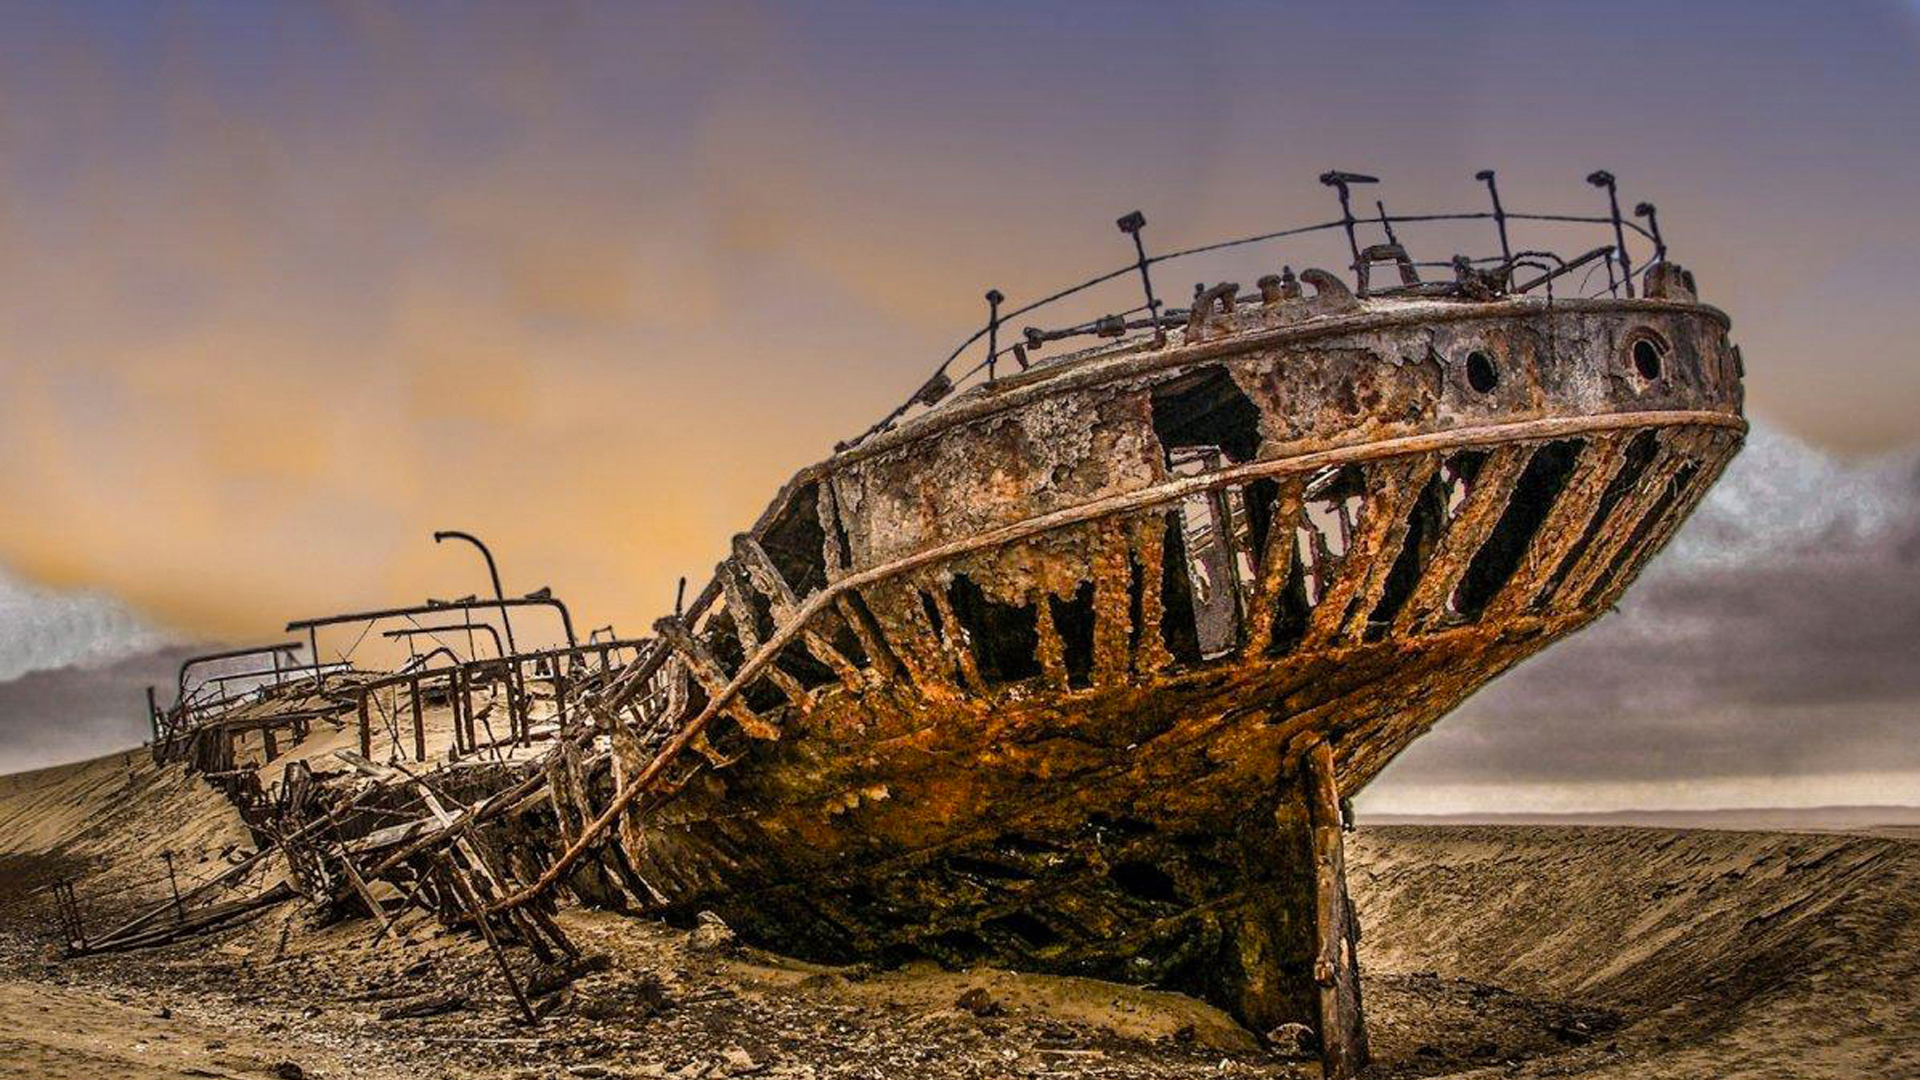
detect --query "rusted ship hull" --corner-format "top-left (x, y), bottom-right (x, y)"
top-left (109, 178), bottom-right (1745, 1080)
top-left (616, 279), bottom-right (1745, 1037)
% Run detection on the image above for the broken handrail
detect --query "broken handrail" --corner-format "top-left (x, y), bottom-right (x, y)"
top-left (176, 642), bottom-right (303, 706)
top-left (334, 636), bottom-right (658, 764)
top-left (164, 663), bottom-right (359, 732)
top-left (198, 662), bottom-right (353, 690)
top-left (287, 595), bottom-right (576, 651)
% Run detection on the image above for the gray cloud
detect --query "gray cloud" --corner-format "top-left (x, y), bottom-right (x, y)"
top-left (1376, 421), bottom-right (1920, 789)
top-left (0, 644), bottom-right (201, 774)
top-left (0, 561), bottom-right (193, 771)
top-left (0, 565), bottom-right (178, 683)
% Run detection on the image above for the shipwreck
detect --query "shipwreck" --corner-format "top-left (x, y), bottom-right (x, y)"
top-left (79, 169), bottom-right (1741, 1078)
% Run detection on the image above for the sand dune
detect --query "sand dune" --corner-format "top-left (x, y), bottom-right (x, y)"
top-left (0, 748), bottom-right (250, 870)
top-left (1353, 825), bottom-right (1920, 1077)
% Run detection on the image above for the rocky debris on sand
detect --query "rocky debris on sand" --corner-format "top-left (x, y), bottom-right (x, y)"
top-left (528, 952), bottom-right (613, 998)
top-left (688, 911), bottom-right (735, 953)
top-left (572, 971), bottom-right (672, 1021)
top-left (1264, 1023), bottom-right (1316, 1058)
top-left (954, 987), bottom-right (1005, 1017)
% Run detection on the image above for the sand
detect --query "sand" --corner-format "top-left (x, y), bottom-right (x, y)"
top-left (1352, 825), bottom-right (1920, 1078)
top-left (2, 750), bottom-right (1916, 1078)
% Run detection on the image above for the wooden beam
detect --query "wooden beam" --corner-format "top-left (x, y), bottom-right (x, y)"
top-left (333, 825), bottom-right (392, 940)
top-left (652, 616), bottom-right (779, 741)
top-left (1302, 739), bottom-right (1367, 1079)
top-left (410, 676), bottom-right (426, 762)
top-left (439, 855), bottom-right (536, 1025)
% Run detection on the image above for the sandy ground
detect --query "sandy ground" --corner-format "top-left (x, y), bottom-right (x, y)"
top-left (2, 750), bottom-right (1916, 1079)
top-left (1353, 825), bottom-right (1920, 1078)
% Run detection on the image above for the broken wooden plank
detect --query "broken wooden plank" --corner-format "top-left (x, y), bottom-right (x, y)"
top-left (733, 533), bottom-right (866, 693)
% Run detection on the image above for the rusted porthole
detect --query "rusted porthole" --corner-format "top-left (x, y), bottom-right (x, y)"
top-left (1465, 349), bottom-right (1498, 394)
top-left (1624, 329), bottom-right (1670, 383)
top-left (1633, 338), bottom-right (1663, 380)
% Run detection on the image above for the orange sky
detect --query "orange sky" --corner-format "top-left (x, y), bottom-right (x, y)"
top-left (3, 1), bottom-right (1918, 645)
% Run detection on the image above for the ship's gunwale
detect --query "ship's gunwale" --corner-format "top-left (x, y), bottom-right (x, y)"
top-left (700, 294), bottom-right (1730, 638)
top-left (820, 295), bottom-right (1731, 473)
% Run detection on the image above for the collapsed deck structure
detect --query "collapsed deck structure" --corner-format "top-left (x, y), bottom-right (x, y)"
top-left (94, 170), bottom-right (1741, 1078)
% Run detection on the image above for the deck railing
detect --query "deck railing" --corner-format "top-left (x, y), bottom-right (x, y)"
top-left (841, 168), bottom-right (1669, 451)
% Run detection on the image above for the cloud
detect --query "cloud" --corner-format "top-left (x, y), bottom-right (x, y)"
top-left (0, 564), bottom-right (179, 684)
top-left (0, 559), bottom-right (189, 771)
top-left (1370, 421), bottom-right (1920, 802)
top-left (0, 644), bottom-right (198, 774)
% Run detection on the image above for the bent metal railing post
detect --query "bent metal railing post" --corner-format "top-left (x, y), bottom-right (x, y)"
top-left (1636, 201), bottom-right (1666, 264)
top-left (1318, 169), bottom-right (1378, 277)
top-left (1587, 170), bottom-right (1633, 297)
top-left (433, 530), bottom-right (519, 655)
top-left (1475, 169), bottom-right (1513, 269)
top-left (1116, 210), bottom-right (1165, 347)
top-left (984, 289), bottom-right (1004, 381)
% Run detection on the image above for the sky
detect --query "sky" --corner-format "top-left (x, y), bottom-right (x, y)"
top-left (0, 1), bottom-right (1915, 808)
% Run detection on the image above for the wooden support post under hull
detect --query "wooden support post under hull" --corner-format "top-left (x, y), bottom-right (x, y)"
top-left (1221, 739), bottom-right (1365, 1071)
top-left (1303, 739), bottom-right (1367, 1078)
